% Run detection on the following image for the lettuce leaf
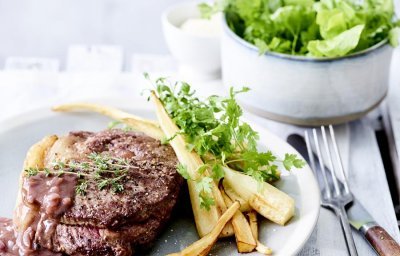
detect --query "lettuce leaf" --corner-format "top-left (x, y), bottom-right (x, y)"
top-left (389, 27), bottom-right (400, 47)
top-left (307, 24), bottom-right (365, 57)
top-left (316, 9), bottom-right (347, 39)
top-left (209, 0), bottom-right (400, 57)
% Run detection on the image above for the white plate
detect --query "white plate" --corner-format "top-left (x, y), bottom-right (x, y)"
top-left (0, 106), bottom-right (320, 256)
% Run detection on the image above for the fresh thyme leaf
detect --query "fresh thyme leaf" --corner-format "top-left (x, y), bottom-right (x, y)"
top-left (98, 179), bottom-right (110, 190)
top-left (25, 167), bottom-right (39, 177)
top-left (76, 180), bottom-right (88, 196)
top-left (44, 168), bottom-right (51, 177)
top-left (27, 153), bottom-right (135, 195)
top-left (111, 180), bottom-right (125, 193)
top-left (108, 120), bottom-right (123, 129)
top-left (107, 120), bottom-right (134, 132)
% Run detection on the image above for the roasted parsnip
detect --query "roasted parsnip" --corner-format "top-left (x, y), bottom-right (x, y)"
top-left (221, 188), bottom-right (256, 253)
top-left (247, 211), bottom-right (258, 241)
top-left (52, 103), bottom-right (164, 140)
top-left (247, 211), bottom-right (273, 255)
top-left (256, 242), bottom-right (273, 255)
top-left (167, 202), bottom-right (240, 256)
top-left (150, 91), bottom-right (233, 237)
top-left (222, 180), bottom-right (251, 212)
top-left (223, 167), bottom-right (295, 225)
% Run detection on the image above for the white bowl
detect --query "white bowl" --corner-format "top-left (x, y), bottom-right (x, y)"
top-left (221, 16), bottom-right (394, 126)
top-left (162, 1), bottom-right (221, 80)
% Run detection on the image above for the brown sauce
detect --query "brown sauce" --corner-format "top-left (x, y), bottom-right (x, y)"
top-left (0, 217), bottom-right (18, 255)
top-left (0, 218), bottom-right (62, 256)
top-left (1, 129), bottom-right (179, 255)
top-left (1, 173), bottom-right (76, 255)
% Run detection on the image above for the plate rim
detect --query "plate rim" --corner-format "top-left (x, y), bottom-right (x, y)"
top-left (0, 105), bottom-right (320, 256)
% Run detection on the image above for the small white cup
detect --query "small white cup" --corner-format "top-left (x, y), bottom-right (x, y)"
top-left (161, 1), bottom-right (221, 81)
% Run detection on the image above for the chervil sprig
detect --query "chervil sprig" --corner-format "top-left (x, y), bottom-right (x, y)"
top-left (153, 77), bottom-right (304, 179)
top-left (149, 76), bottom-right (304, 210)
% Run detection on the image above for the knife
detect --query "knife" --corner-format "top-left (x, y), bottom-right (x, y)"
top-left (287, 133), bottom-right (400, 256)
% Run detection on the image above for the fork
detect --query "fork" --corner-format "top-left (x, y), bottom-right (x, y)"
top-left (305, 125), bottom-right (358, 256)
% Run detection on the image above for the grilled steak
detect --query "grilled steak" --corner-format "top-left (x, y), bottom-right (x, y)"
top-left (8, 129), bottom-right (183, 256)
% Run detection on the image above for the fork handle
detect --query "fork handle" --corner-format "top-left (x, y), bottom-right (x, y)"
top-left (337, 206), bottom-right (358, 256)
top-left (361, 222), bottom-right (400, 256)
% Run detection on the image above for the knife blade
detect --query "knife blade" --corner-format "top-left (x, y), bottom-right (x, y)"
top-left (287, 133), bottom-right (400, 256)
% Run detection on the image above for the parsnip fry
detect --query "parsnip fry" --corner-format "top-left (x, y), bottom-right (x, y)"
top-left (256, 242), bottom-right (273, 255)
top-left (167, 202), bottom-right (240, 256)
top-left (52, 103), bottom-right (164, 140)
top-left (223, 180), bottom-right (251, 212)
top-left (221, 188), bottom-right (256, 253)
top-left (150, 91), bottom-right (232, 237)
top-left (247, 211), bottom-right (258, 241)
top-left (224, 167), bottom-right (295, 225)
top-left (247, 211), bottom-right (273, 255)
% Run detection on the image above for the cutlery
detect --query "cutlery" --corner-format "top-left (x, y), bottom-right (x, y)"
top-left (287, 128), bottom-right (400, 256)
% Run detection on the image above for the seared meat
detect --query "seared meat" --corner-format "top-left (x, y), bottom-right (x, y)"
top-left (18, 129), bottom-right (183, 255)
top-left (51, 225), bottom-right (132, 256)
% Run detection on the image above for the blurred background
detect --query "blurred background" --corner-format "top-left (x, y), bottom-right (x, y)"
top-left (0, 0), bottom-right (185, 70)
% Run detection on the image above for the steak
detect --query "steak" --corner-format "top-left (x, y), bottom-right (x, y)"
top-left (12, 129), bottom-right (183, 256)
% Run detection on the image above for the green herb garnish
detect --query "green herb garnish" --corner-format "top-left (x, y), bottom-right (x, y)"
top-left (150, 77), bottom-right (304, 209)
top-left (108, 120), bottom-right (134, 132)
top-left (25, 153), bottom-right (133, 195)
top-left (200, 0), bottom-right (399, 57)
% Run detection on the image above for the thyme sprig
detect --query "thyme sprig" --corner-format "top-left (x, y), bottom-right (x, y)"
top-left (25, 153), bottom-right (136, 195)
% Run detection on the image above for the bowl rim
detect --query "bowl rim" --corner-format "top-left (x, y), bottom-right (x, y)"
top-left (222, 13), bottom-right (389, 62)
top-left (162, 0), bottom-right (219, 39)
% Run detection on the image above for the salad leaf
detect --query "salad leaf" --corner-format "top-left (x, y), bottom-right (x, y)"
top-left (316, 9), bottom-right (347, 39)
top-left (389, 27), bottom-right (400, 47)
top-left (307, 24), bottom-right (365, 57)
top-left (201, 0), bottom-right (399, 57)
top-left (254, 38), bottom-right (270, 55)
top-left (284, 0), bottom-right (314, 7)
top-left (198, 3), bottom-right (215, 19)
top-left (198, 0), bottom-right (227, 19)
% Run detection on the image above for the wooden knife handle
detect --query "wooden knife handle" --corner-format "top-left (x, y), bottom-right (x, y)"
top-left (365, 226), bottom-right (400, 256)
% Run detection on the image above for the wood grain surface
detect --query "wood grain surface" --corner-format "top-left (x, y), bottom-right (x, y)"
top-left (365, 226), bottom-right (400, 256)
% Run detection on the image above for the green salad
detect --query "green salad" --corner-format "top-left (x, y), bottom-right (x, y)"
top-left (200, 0), bottom-right (400, 57)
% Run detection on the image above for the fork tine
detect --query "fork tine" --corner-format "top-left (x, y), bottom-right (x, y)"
top-left (321, 126), bottom-right (341, 196)
top-left (329, 125), bottom-right (350, 194)
top-left (313, 128), bottom-right (332, 199)
top-left (304, 131), bottom-right (317, 176)
top-left (305, 131), bottom-right (321, 192)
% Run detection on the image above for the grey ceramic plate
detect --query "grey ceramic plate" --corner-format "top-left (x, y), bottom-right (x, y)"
top-left (0, 107), bottom-right (320, 255)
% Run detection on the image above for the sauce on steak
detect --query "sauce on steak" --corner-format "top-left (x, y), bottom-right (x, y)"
top-left (0, 129), bottom-right (182, 255)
